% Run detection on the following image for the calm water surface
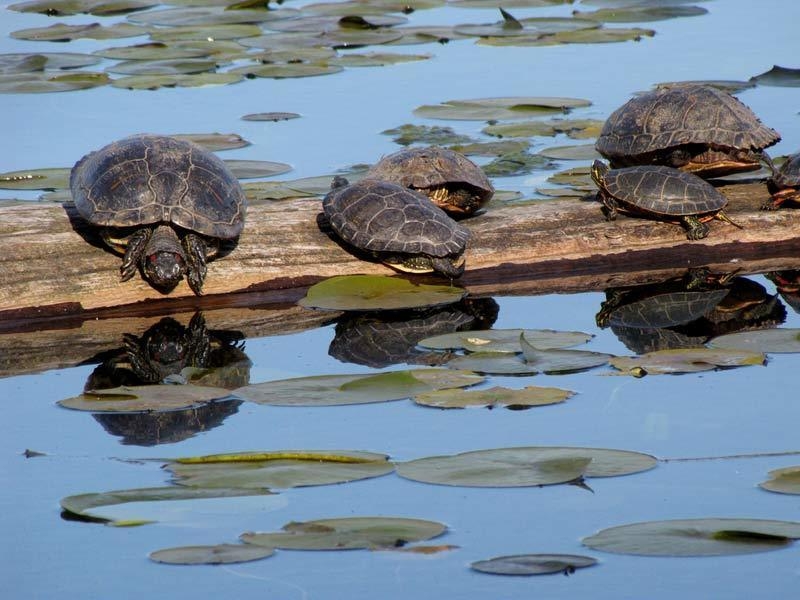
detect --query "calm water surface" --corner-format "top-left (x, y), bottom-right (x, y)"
top-left (3, 1), bottom-right (800, 598)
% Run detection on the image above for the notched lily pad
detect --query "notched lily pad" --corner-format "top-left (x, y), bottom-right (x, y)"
top-left (609, 347), bottom-right (766, 375)
top-left (111, 72), bottom-right (244, 90)
top-left (242, 112), bottom-right (301, 122)
top-left (0, 168), bottom-right (70, 190)
top-left (8, 0), bottom-right (157, 15)
top-left (709, 328), bottom-right (800, 354)
top-left (536, 143), bottom-right (600, 161)
top-left (128, 6), bottom-right (297, 26)
top-left (419, 328), bottom-right (593, 352)
top-left (583, 518), bottom-right (800, 556)
top-left (413, 385), bottom-right (574, 409)
top-left (58, 384), bottom-right (231, 413)
top-left (149, 544), bottom-right (274, 565)
top-left (573, 5), bottom-right (707, 23)
top-left (300, 275), bottom-right (466, 311)
top-left (0, 71), bottom-right (110, 93)
top-left (148, 24), bottom-right (262, 42)
top-left (759, 466), bottom-right (800, 495)
top-left (231, 62), bottom-right (344, 79)
top-left (223, 159), bottom-right (292, 179)
top-left (107, 58), bottom-right (218, 76)
top-left (11, 22), bottom-right (148, 42)
top-left (414, 96), bottom-right (591, 121)
top-left (241, 517), bottom-right (447, 550)
top-left (330, 52), bottom-right (432, 67)
top-left (173, 133), bottom-right (250, 151)
top-left (520, 333), bottom-right (612, 373)
top-left (471, 553), bottom-right (597, 575)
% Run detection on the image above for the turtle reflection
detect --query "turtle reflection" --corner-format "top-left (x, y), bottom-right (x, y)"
top-left (84, 312), bottom-right (249, 446)
top-left (329, 297), bottom-right (499, 368)
top-left (597, 273), bottom-right (786, 354)
top-left (766, 271), bottom-right (800, 314)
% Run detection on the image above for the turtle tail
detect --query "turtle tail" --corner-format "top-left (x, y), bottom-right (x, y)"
top-left (715, 211), bottom-right (743, 229)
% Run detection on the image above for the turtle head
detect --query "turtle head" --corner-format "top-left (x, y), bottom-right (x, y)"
top-left (590, 160), bottom-right (609, 187)
top-left (331, 176), bottom-right (350, 191)
top-left (143, 250), bottom-right (187, 291)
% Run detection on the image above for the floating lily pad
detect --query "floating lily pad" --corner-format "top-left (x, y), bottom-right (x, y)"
top-left (482, 151), bottom-right (552, 176)
top-left (128, 6), bottom-right (297, 26)
top-left (382, 124), bottom-right (475, 146)
top-left (149, 544), bottom-right (274, 565)
top-left (11, 22), bottom-right (148, 41)
top-left (107, 58), bottom-right (218, 76)
top-left (480, 26), bottom-right (654, 46)
top-left (230, 62), bottom-right (344, 79)
top-left (0, 52), bottom-right (102, 73)
top-left (148, 24), bottom-right (262, 41)
top-left (0, 168), bottom-right (70, 190)
top-left (709, 329), bottom-right (800, 354)
top-left (58, 384), bottom-right (232, 413)
top-left (8, 0), bottom-right (157, 15)
top-left (111, 72), bottom-right (244, 90)
top-left (419, 328), bottom-right (592, 352)
top-left (0, 71), bottom-right (111, 93)
top-left (449, 140), bottom-right (530, 157)
top-left (483, 118), bottom-right (604, 139)
top-left (521, 334), bottom-right (612, 373)
top-left (300, 275), bottom-right (466, 311)
top-left (233, 369), bottom-right (483, 407)
top-left (166, 450), bottom-right (394, 489)
top-left (450, 0), bottom-right (574, 7)
top-left (471, 553), bottom-right (598, 575)
top-left (243, 173), bottom-right (365, 201)
top-left (750, 65), bottom-right (800, 87)
top-left (759, 467), bottom-right (800, 495)
top-left (242, 112), bottom-right (301, 122)
top-left (387, 25), bottom-right (471, 45)
top-left (447, 351), bottom-right (537, 375)
top-left (303, 0), bottom-right (444, 16)
top-left (455, 14), bottom-right (598, 38)
top-left (61, 486), bottom-right (270, 526)
top-left (223, 159), bottom-right (292, 179)
top-left (264, 13), bottom-right (407, 33)
top-left (609, 347), bottom-right (766, 375)
top-left (241, 516), bottom-right (447, 550)
top-left (413, 385), bottom-right (574, 409)
top-left (573, 5), bottom-right (707, 22)
top-left (173, 133), bottom-right (250, 151)
top-left (330, 52), bottom-right (432, 67)
top-left (583, 518), bottom-right (800, 557)
top-left (414, 97), bottom-right (590, 121)
top-left (536, 144), bottom-right (600, 161)
top-left (94, 42), bottom-right (209, 60)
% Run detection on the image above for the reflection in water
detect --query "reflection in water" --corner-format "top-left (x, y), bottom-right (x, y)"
top-left (329, 297), bottom-right (499, 368)
top-left (766, 271), bottom-right (800, 314)
top-left (597, 273), bottom-right (786, 354)
top-left (83, 312), bottom-right (250, 446)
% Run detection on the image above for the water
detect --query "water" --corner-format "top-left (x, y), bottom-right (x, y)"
top-left (3, 1), bottom-right (800, 598)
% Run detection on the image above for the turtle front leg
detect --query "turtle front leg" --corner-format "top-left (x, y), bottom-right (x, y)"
top-left (682, 215), bottom-right (709, 240)
top-left (601, 196), bottom-right (619, 221)
top-left (119, 228), bottom-right (151, 282)
top-left (183, 233), bottom-right (208, 295)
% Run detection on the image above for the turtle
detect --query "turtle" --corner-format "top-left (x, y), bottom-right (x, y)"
top-left (363, 146), bottom-right (494, 217)
top-left (595, 84), bottom-right (780, 178)
top-left (764, 152), bottom-right (800, 209)
top-left (70, 134), bottom-right (247, 295)
top-left (321, 176), bottom-right (470, 278)
top-left (590, 160), bottom-right (740, 240)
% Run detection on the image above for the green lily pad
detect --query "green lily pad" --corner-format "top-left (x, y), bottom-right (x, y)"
top-left (573, 5), bottom-right (707, 22)
top-left (11, 22), bottom-right (148, 42)
top-left (223, 159), bottom-right (292, 179)
top-left (382, 124), bottom-right (475, 146)
top-left (450, 0), bottom-right (574, 7)
top-left (58, 384), bottom-right (232, 413)
top-left (547, 166), bottom-right (594, 187)
top-left (242, 112), bottom-right (301, 122)
top-left (413, 384), bottom-right (574, 409)
top-left (148, 24), bottom-right (262, 41)
top-left (481, 151), bottom-right (552, 176)
top-left (414, 97), bottom-right (590, 121)
top-left (479, 26), bottom-right (654, 46)
top-left (230, 63), bottom-right (344, 79)
top-left (265, 14), bottom-right (407, 32)
top-left (8, 0), bottom-right (157, 15)
top-left (173, 133), bottom-right (250, 151)
top-left (166, 450), bottom-right (394, 489)
top-left (483, 118), bottom-right (604, 139)
top-left (149, 544), bottom-right (274, 565)
top-left (61, 486), bottom-right (270, 526)
top-left (759, 467), bottom-right (800, 495)
top-left (387, 26), bottom-right (471, 45)
top-left (471, 553), bottom-right (598, 575)
top-left (447, 351), bottom-right (537, 375)
top-left (300, 275), bottom-right (466, 311)
top-left (94, 42), bottom-right (209, 60)
top-left (419, 328), bottom-right (593, 352)
top-left (128, 6), bottom-right (297, 26)
top-left (107, 58), bottom-right (218, 76)
top-left (521, 333), bottom-right (612, 373)
top-left (303, 0), bottom-right (444, 16)
top-left (0, 71), bottom-right (111, 93)
top-left (750, 65), bottom-right (800, 87)
top-left (536, 144), bottom-right (600, 161)
top-left (448, 140), bottom-right (531, 157)
top-left (0, 168), bottom-right (70, 190)
top-left (330, 52), bottom-right (432, 67)
top-left (243, 173), bottom-right (366, 201)
top-left (455, 14), bottom-right (598, 38)
top-left (609, 347), bottom-right (766, 375)
top-left (111, 72), bottom-right (244, 90)
top-left (0, 52), bottom-right (102, 73)
top-left (709, 328), bottom-right (800, 354)
top-left (233, 369), bottom-right (483, 407)
top-left (583, 518), bottom-right (800, 557)
top-left (241, 516), bottom-right (447, 550)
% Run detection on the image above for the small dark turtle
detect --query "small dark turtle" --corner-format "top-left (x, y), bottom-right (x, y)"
top-left (322, 176), bottom-right (470, 278)
top-left (70, 134), bottom-right (247, 295)
top-left (764, 153), bottom-right (800, 209)
top-left (591, 160), bottom-right (740, 240)
top-left (596, 84), bottom-right (780, 178)
top-left (364, 146), bottom-right (494, 217)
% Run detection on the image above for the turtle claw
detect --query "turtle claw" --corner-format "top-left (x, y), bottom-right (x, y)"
top-left (183, 234), bottom-right (208, 296)
top-left (120, 228), bottom-right (151, 282)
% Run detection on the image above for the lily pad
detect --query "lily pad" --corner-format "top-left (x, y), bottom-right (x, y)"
top-left (149, 544), bottom-right (274, 565)
top-left (471, 553), bottom-right (597, 575)
top-left (242, 112), bottom-right (301, 122)
top-left (166, 450), bottom-right (394, 489)
top-left (148, 24), bottom-right (262, 41)
top-left (61, 486), bottom-right (270, 526)
top-left (521, 334), bottom-right (612, 373)
top-left (128, 6), bottom-right (297, 26)
top-left (173, 133), bottom-right (250, 151)
top-left (419, 328), bottom-right (593, 352)
top-left (536, 143), bottom-right (600, 161)
top-left (573, 5), bottom-right (707, 22)
top-left (230, 63), bottom-right (344, 79)
top-left (233, 369), bottom-right (483, 406)
top-left (481, 151), bottom-right (552, 176)
top-left (0, 52), bottom-right (102, 73)
top-left (223, 159), bottom-right (292, 179)
top-left (0, 72), bottom-right (110, 93)
top-left (479, 26), bottom-right (654, 46)
top-left (111, 72), bottom-right (244, 90)
top-left (93, 42), bottom-right (210, 60)
top-left (58, 384), bottom-right (232, 413)
top-left (750, 65), bottom-right (800, 87)
top-left (107, 58), bottom-right (218, 76)
top-left (8, 0), bottom-right (157, 15)
top-left (447, 351), bottom-right (538, 375)
top-left (413, 385), bottom-right (574, 409)
top-left (241, 516), bottom-right (447, 550)
top-left (709, 328), bottom-right (800, 354)
top-left (448, 140), bottom-right (530, 157)
top-left (414, 97), bottom-right (590, 121)
top-left (759, 467), bottom-right (800, 495)
top-left (11, 22), bottom-right (148, 42)
top-left (381, 124), bottom-right (475, 146)
top-left (583, 518), bottom-right (800, 557)
top-left (483, 118), bottom-right (603, 139)
top-left (0, 168), bottom-right (70, 190)
top-left (303, 0), bottom-right (444, 16)
top-left (609, 347), bottom-right (766, 375)
top-left (330, 52), bottom-right (432, 67)
top-left (654, 79), bottom-right (755, 94)
top-left (387, 26), bottom-right (471, 45)
top-left (264, 14), bottom-right (407, 33)
top-left (299, 275), bottom-right (466, 311)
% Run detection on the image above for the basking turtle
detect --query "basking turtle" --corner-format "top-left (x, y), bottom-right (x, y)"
top-left (590, 160), bottom-right (740, 240)
top-left (70, 134), bottom-right (247, 295)
top-left (764, 153), bottom-right (800, 209)
top-left (364, 146), bottom-right (494, 217)
top-left (596, 84), bottom-right (780, 178)
top-left (322, 176), bottom-right (470, 278)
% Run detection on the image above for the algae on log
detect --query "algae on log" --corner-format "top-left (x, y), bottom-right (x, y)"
top-left (1, 182), bottom-right (800, 320)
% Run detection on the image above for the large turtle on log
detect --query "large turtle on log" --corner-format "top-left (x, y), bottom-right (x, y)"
top-left (70, 134), bottom-right (247, 295)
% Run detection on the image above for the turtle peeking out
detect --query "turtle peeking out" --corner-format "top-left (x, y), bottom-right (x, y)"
top-left (321, 176), bottom-right (470, 278)
top-left (70, 134), bottom-right (247, 295)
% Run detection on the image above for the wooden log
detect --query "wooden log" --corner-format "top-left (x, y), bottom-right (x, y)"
top-left (1, 181), bottom-right (800, 323)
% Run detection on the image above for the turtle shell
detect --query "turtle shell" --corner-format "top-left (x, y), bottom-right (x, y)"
top-left (322, 178), bottom-right (470, 258)
top-left (364, 146), bottom-right (494, 216)
top-left (597, 164), bottom-right (728, 217)
top-left (596, 85), bottom-right (780, 171)
top-left (70, 134), bottom-right (246, 239)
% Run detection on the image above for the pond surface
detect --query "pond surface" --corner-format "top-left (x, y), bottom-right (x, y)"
top-left (3, 0), bottom-right (800, 598)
